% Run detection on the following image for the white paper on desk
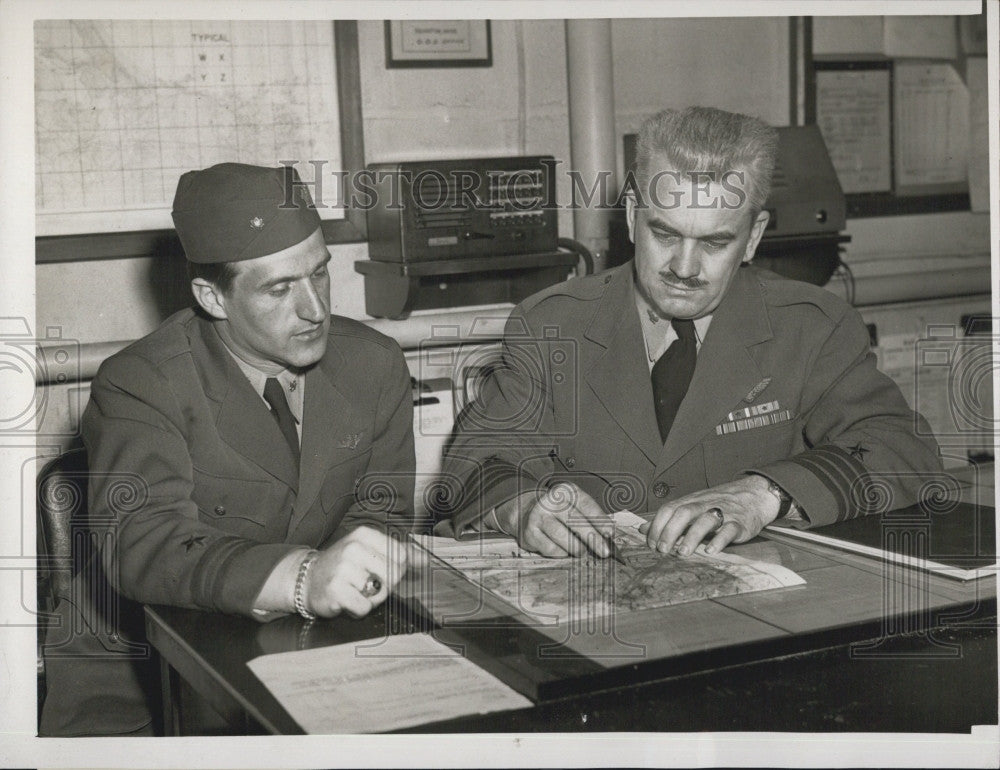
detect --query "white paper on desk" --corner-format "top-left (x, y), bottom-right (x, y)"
top-left (246, 632), bottom-right (531, 733)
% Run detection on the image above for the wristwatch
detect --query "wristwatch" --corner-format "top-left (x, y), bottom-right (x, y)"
top-left (761, 477), bottom-right (794, 518)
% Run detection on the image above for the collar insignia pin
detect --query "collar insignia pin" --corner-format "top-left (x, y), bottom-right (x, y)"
top-left (250, 216), bottom-right (264, 230)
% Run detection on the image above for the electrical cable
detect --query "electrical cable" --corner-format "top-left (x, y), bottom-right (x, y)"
top-left (558, 236), bottom-right (595, 276)
top-left (835, 257), bottom-right (855, 305)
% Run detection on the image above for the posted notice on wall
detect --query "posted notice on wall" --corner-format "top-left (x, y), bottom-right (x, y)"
top-left (816, 68), bottom-right (892, 194)
top-left (894, 62), bottom-right (969, 194)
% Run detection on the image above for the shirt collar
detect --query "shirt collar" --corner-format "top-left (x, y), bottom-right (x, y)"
top-left (634, 286), bottom-right (713, 364)
top-left (230, 355), bottom-right (301, 399)
top-left (218, 339), bottom-right (305, 421)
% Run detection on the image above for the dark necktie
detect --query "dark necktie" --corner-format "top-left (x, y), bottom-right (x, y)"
top-left (651, 318), bottom-right (697, 443)
top-left (263, 377), bottom-right (300, 465)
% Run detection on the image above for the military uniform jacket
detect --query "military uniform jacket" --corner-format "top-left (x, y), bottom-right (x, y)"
top-left (40, 308), bottom-right (414, 736)
top-left (440, 262), bottom-right (942, 532)
top-left (85, 307), bottom-right (415, 613)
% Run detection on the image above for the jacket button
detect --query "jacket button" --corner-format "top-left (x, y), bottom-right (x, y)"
top-left (214, 505), bottom-right (226, 516)
top-left (653, 482), bottom-right (670, 498)
top-left (565, 458), bottom-right (576, 468)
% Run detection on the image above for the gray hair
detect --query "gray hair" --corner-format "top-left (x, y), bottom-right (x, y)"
top-left (634, 106), bottom-right (778, 217)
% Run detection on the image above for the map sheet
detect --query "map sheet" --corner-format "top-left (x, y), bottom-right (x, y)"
top-left (412, 512), bottom-right (804, 624)
top-left (35, 20), bottom-right (343, 234)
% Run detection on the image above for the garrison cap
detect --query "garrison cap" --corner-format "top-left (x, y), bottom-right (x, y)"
top-left (171, 163), bottom-right (322, 264)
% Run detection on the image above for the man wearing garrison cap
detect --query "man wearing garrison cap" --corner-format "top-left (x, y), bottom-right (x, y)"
top-left (40, 164), bottom-right (415, 736)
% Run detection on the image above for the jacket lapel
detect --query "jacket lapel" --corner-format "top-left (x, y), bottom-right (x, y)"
top-left (194, 316), bottom-right (299, 491)
top-left (584, 265), bottom-right (663, 465)
top-left (289, 341), bottom-right (355, 532)
top-left (658, 267), bottom-right (773, 472)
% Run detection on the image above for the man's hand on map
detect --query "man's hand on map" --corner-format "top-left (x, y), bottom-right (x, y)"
top-left (640, 475), bottom-right (781, 557)
top-left (495, 482), bottom-right (615, 559)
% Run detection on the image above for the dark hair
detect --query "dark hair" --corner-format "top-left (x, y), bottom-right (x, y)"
top-left (635, 106), bottom-right (778, 217)
top-left (186, 260), bottom-right (240, 295)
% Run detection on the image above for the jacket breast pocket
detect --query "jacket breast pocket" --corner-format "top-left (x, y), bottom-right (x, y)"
top-left (703, 420), bottom-right (802, 487)
top-left (191, 468), bottom-right (275, 528)
top-left (319, 446), bottom-right (373, 516)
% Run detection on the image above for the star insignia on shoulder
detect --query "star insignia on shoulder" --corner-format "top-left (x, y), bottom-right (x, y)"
top-left (848, 443), bottom-right (870, 461)
top-left (181, 535), bottom-right (207, 552)
top-left (250, 216), bottom-right (264, 230)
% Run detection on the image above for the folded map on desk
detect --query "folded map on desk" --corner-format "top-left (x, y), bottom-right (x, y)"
top-left (411, 511), bottom-right (805, 624)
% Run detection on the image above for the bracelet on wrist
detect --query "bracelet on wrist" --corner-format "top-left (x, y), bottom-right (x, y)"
top-left (293, 549), bottom-right (320, 621)
top-left (486, 506), bottom-right (509, 535)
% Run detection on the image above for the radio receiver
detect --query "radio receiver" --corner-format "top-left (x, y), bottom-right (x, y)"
top-left (366, 155), bottom-right (559, 263)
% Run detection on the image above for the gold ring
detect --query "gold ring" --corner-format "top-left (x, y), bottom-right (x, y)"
top-left (705, 507), bottom-right (725, 533)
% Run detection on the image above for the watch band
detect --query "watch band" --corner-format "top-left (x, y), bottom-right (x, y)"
top-left (763, 478), bottom-right (794, 518)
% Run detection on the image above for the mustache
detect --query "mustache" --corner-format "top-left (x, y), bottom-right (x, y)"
top-left (659, 271), bottom-right (708, 289)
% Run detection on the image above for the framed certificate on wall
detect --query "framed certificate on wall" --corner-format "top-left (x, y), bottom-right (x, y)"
top-left (384, 20), bottom-right (492, 68)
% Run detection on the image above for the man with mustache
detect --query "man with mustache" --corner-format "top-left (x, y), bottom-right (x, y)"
top-left (440, 106), bottom-right (941, 559)
top-left (40, 164), bottom-right (414, 735)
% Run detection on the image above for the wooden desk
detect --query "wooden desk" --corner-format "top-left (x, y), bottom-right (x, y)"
top-left (145, 521), bottom-right (997, 735)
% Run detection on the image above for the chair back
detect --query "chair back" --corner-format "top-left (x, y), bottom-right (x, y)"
top-left (37, 447), bottom-right (90, 612)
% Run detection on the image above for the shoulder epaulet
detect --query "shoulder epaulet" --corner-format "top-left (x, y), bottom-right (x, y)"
top-left (752, 266), bottom-right (852, 323)
top-left (329, 314), bottom-right (400, 353)
top-left (118, 309), bottom-right (196, 364)
top-left (519, 266), bottom-right (618, 313)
